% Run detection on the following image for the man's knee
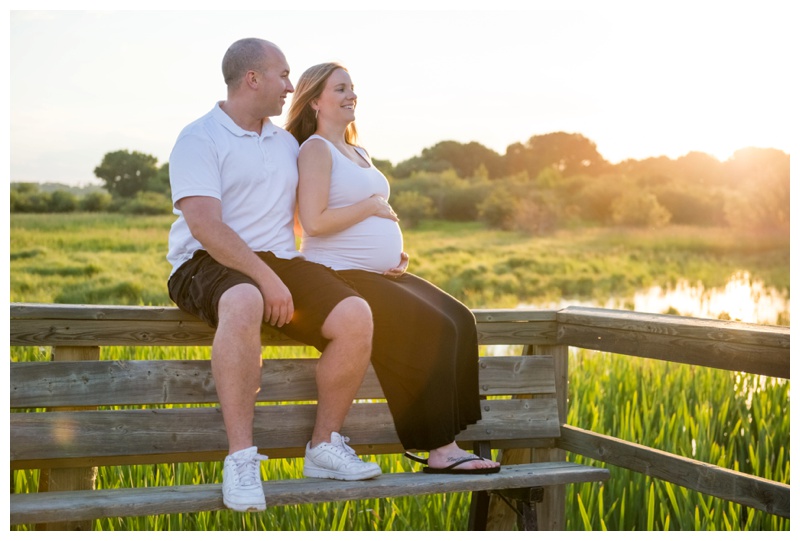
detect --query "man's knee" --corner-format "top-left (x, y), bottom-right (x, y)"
top-left (218, 283), bottom-right (263, 328)
top-left (322, 296), bottom-right (373, 341)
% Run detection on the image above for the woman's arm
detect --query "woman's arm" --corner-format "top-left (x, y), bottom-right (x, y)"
top-left (297, 138), bottom-right (397, 237)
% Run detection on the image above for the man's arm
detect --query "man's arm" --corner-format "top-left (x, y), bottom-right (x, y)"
top-left (178, 195), bottom-right (294, 327)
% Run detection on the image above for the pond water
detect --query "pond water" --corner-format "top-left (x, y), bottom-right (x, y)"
top-left (520, 271), bottom-right (789, 326)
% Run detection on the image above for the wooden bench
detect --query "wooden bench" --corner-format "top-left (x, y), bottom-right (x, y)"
top-left (10, 303), bottom-right (609, 530)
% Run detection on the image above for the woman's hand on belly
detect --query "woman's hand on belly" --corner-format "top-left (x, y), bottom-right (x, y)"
top-left (370, 195), bottom-right (399, 222)
top-left (383, 251), bottom-right (409, 279)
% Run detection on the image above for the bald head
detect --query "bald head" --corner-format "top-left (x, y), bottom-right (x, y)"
top-left (222, 38), bottom-right (281, 88)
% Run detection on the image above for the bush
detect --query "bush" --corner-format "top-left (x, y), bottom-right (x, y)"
top-left (49, 190), bottom-right (78, 213)
top-left (118, 191), bottom-right (173, 215)
top-left (477, 188), bottom-right (518, 230)
top-left (611, 192), bottom-right (671, 227)
top-left (391, 191), bottom-right (435, 229)
top-left (11, 188), bottom-right (51, 213)
top-left (80, 191), bottom-right (113, 212)
top-left (513, 195), bottom-right (559, 235)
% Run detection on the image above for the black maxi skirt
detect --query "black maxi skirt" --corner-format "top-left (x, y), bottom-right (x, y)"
top-left (336, 270), bottom-right (483, 451)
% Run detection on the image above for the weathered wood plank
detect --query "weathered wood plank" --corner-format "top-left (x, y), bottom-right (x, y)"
top-left (9, 318), bottom-right (558, 347)
top-left (557, 307), bottom-right (790, 379)
top-left (11, 356), bottom-right (555, 408)
top-left (9, 304), bottom-right (559, 347)
top-left (9, 462), bottom-right (609, 525)
top-left (558, 424), bottom-right (790, 518)
top-left (10, 303), bottom-right (556, 324)
top-left (11, 398), bottom-right (560, 467)
top-left (9, 318), bottom-right (298, 347)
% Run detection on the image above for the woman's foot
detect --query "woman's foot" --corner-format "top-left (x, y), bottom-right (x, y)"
top-left (427, 441), bottom-right (501, 471)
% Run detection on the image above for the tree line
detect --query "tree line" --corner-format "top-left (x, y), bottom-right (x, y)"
top-left (10, 132), bottom-right (790, 233)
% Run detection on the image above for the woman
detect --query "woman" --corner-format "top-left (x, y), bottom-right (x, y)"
top-left (285, 63), bottom-right (499, 474)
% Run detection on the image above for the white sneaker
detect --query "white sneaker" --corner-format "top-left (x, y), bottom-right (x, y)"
top-left (222, 446), bottom-right (269, 512)
top-left (303, 432), bottom-right (382, 481)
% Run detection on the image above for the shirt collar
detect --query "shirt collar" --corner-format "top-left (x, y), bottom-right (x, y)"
top-left (213, 102), bottom-right (278, 139)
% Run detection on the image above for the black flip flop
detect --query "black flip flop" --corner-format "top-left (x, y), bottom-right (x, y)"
top-left (404, 452), bottom-right (501, 475)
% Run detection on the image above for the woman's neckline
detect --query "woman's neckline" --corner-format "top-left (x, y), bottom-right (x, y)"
top-left (311, 134), bottom-right (371, 169)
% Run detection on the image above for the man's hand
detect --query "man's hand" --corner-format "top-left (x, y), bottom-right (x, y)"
top-left (178, 195), bottom-right (295, 327)
top-left (383, 252), bottom-right (409, 279)
top-left (258, 274), bottom-right (294, 327)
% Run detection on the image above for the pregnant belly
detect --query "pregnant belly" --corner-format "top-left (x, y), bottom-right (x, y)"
top-left (302, 218), bottom-right (404, 273)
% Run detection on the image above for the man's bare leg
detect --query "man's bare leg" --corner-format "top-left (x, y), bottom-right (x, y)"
top-left (212, 283), bottom-right (264, 454)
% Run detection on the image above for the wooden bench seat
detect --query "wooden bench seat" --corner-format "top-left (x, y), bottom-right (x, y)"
top-left (10, 304), bottom-right (610, 530)
top-left (12, 463), bottom-right (608, 525)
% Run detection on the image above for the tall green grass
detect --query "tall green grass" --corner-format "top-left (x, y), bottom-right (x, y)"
top-left (11, 344), bottom-right (789, 531)
top-left (564, 350), bottom-right (789, 531)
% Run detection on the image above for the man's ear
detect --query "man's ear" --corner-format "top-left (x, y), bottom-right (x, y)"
top-left (245, 70), bottom-right (259, 89)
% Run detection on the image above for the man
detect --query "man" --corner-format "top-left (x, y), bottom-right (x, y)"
top-left (166, 38), bottom-right (381, 513)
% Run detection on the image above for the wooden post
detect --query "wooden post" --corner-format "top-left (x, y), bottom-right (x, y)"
top-left (36, 345), bottom-right (100, 531)
top-left (486, 343), bottom-right (569, 531)
top-left (530, 343), bottom-right (568, 530)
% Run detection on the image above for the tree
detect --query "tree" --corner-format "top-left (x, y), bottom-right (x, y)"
top-left (505, 132), bottom-right (609, 179)
top-left (94, 150), bottom-right (159, 199)
top-left (393, 140), bottom-right (505, 179)
top-left (145, 162), bottom-right (171, 195)
top-left (721, 147), bottom-right (789, 230)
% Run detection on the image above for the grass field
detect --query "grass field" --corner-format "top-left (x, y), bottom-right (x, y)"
top-left (9, 213), bottom-right (790, 310)
top-left (9, 213), bottom-right (790, 531)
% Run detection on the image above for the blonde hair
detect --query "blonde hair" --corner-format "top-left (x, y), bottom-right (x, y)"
top-left (285, 62), bottom-right (359, 146)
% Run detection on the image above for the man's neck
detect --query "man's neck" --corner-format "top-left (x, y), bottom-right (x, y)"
top-left (219, 100), bottom-right (265, 134)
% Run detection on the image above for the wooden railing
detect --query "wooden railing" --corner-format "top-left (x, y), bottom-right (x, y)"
top-left (551, 307), bottom-right (790, 520)
top-left (9, 303), bottom-right (790, 526)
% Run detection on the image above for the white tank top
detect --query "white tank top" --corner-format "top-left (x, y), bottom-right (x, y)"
top-left (299, 135), bottom-right (404, 273)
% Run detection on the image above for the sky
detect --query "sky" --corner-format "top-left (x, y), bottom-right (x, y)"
top-left (6, 2), bottom-right (797, 186)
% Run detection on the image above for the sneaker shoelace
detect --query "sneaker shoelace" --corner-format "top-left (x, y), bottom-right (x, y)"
top-left (233, 451), bottom-right (269, 486)
top-left (333, 436), bottom-right (364, 463)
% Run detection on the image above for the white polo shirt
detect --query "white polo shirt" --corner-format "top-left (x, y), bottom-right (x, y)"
top-left (167, 103), bottom-right (301, 276)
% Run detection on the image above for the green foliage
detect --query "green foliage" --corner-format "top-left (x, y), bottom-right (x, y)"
top-left (10, 183), bottom-right (52, 212)
top-left (146, 162), bottom-right (171, 194)
top-left (564, 350), bottom-right (789, 531)
top-left (393, 140), bottom-right (505, 179)
top-left (13, 137), bottom-right (788, 233)
top-left (48, 189), bottom-right (78, 212)
top-left (477, 187), bottom-right (517, 230)
top-left (117, 191), bottom-right (173, 215)
top-left (391, 190), bottom-right (435, 229)
top-left (11, 182), bottom-right (112, 213)
top-left (9, 214), bottom-right (790, 312)
top-left (80, 191), bottom-right (113, 212)
top-left (93, 149), bottom-right (161, 198)
top-left (611, 191), bottom-right (672, 227)
top-left (506, 132), bottom-right (609, 178)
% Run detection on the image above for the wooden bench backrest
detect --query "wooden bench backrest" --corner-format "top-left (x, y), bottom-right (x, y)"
top-left (11, 304), bottom-right (561, 469)
top-left (11, 354), bottom-right (559, 469)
